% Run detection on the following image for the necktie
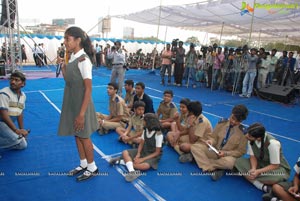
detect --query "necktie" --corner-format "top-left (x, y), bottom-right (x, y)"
top-left (220, 125), bottom-right (233, 148)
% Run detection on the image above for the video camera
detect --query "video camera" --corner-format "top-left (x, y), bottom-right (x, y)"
top-left (170, 39), bottom-right (179, 63)
top-left (171, 39), bottom-right (179, 52)
top-left (200, 46), bottom-right (208, 58)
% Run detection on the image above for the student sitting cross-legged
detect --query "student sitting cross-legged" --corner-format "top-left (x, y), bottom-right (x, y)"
top-left (156, 89), bottom-right (178, 133)
top-left (96, 82), bottom-right (130, 135)
top-left (234, 123), bottom-right (291, 199)
top-left (109, 113), bottom-right (163, 182)
top-left (190, 104), bottom-right (249, 181)
top-left (178, 101), bottom-right (212, 163)
top-left (116, 101), bottom-right (145, 147)
top-left (166, 98), bottom-right (190, 150)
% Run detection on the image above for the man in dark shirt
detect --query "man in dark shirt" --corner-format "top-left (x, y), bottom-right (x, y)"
top-left (132, 82), bottom-right (155, 114)
top-left (281, 51), bottom-right (296, 85)
top-left (174, 41), bottom-right (185, 86)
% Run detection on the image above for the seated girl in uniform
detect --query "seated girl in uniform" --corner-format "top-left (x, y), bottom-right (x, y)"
top-left (109, 113), bottom-right (163, 182)
top-left (235, 123), bottom-right (291, 200)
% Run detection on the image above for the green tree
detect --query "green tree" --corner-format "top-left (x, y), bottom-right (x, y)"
top-left (124, 36), bottom-right (163, 43)
top-left (263, 42), bottom-right (300, 51)
top-left (185, 36), bottom-right (200, 45)
top-left (224, 39), bottom-right (248, 48)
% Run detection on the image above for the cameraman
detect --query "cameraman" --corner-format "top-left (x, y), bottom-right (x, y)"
top-left (108, 41), bottom-right (126, 96)
top-left (174, 41), bottom-right (185, 86)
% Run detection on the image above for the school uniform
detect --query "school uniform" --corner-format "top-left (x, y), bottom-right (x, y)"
top-left (157, 101), bottom-right (177, 120)
top-left (126, 129), bottom-right (163, 169)
top-left (191, 119), bottom-right (247, 171)
top-left (58, 51), bottom-right (98, 138)
top-left (235, 133), bottom-right (291, 183)
top-left (97, 94), bottom-right (130, 131)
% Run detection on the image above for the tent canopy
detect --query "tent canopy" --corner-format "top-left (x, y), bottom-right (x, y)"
top-left (117, 0), bottom-right (300, 44)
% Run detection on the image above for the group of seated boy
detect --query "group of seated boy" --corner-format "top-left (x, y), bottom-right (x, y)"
top-left (95, 79), bottom-right (299, 201)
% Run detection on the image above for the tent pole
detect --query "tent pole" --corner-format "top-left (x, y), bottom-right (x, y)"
top-left (164, 26), bottom-right (168, 43)
top-left (152, 0), bottom-right (163, 71)
top-left (284, 35), bottom-right (288, 50)
top-left (202, 32), bottom-right (208, 46)
top-left (258, 29), bottom-right (261, 48)
top-left (248, 0), bottom-right (256, 45)
top-left (219, 22), bottom-right (224, 46)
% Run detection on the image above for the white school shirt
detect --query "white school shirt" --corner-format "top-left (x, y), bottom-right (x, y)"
top-left (247, 135), bottom-right (281, 164)
top-left (69, 49), bottom-right (92, 79)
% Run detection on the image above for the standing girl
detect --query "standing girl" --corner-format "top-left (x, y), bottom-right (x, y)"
top-left (58, 27), bottom-right (98, 182)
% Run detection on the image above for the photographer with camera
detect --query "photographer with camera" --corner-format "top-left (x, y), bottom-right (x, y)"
top-left (174, 41), bottom-right (185, 86)
top-left (108, 41), bottom-right (126, 96)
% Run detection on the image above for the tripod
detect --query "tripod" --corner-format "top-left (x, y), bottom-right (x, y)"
top-left (280, 66), bottom-right (295, 86)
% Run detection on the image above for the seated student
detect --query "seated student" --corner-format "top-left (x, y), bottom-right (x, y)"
top-left (116, 101), bottom-right (145, 147)
top-left (166, 98), bottom-right (190, 149)
top-left (109, 113), bottom-right (163, 182)
top-left (97, 82), bottom-right (130, 134)
top-left (190, 104), bottom-right (249, 181)
top-left (235, 123), bottom-right (291, 198)
top-left (0, 71), bottom-right (29, 150)
top-left (124, 79), bottom-right (135, 112)
top-left (178, 101), bottom-right (213, 163)
top-left (132, 82), bottom-right (155, 114)
top-left (263, 157), bottom-right (300, 201)
top-left (156, 90), bottom-right (178, 131)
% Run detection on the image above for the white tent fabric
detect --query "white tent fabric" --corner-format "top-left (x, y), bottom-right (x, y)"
top-left (0, 35), bottom-right (170, 64)
top-left (117, 0), bottom-right (300, 44)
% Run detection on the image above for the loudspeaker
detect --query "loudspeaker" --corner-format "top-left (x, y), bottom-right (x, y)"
top-left (258, 84), bottom-right (295, 103)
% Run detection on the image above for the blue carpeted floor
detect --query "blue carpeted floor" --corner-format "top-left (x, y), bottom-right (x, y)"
top-left (0, 65), bottom-right (299, 201)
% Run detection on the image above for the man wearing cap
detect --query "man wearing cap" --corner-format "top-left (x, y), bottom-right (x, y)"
top-left (108, 41), bottom-right (126, 96)
top-left (0, 71), bottom-right (29, 150)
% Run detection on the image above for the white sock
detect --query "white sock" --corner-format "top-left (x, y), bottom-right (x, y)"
top-left (252, 180), bottom-right (264, 191)
top-left (87, 161), bottom-right (97, 172)
top-left (126, 161), bottom-right (135, 172)
top-left (79, 159), bottom-right (87, 169)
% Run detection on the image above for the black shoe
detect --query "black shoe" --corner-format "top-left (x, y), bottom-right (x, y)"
top-left (262, 190), bottom-right (275, 201)
top-left (211, 169), bottom-right (225, 181)
top-left (179, 153), bottom-right (193, 163)
top-left (109, 156), bottom-right (121, 166)
top-left (68, 166), bottom-right (87, 176)
top-left (76, 169), bottom-right (99, 182)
